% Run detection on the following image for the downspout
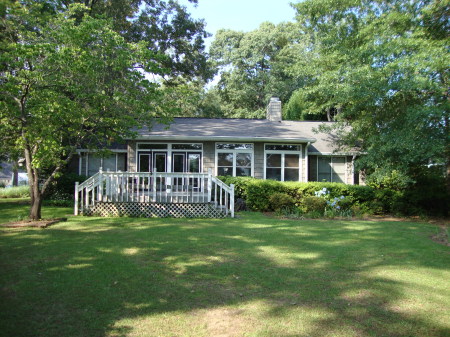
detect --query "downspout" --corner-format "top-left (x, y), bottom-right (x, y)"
top-left (352, 154), bottom-right (357, 185)
top-left (305, 142), bottom-right (311, 182)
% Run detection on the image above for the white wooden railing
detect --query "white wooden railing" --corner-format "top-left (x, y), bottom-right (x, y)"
top-left (74, 169), bottom-right (234, 217)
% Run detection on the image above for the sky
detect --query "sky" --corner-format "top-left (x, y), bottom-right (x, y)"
top-left (182, 0), bottom-right (297, 47)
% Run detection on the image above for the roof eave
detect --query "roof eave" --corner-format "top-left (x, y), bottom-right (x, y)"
top-left (132, 135), bottom-right (317, 143)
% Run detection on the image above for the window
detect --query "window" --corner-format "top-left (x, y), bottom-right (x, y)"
top-left (216, 143), bottom-right (253, 177)
top-left (308, 156), bottom-right (346, 183)
top-left (172, 144), bottom-right (202, 150)
top-left (264, 144), bottom-right (302, 181)
top-left (80, 152), bottom-right (127, 176)
top-left (138, 143), bottom-right (167, 150)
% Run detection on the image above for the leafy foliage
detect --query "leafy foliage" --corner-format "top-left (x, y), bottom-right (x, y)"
top-left (268, 192), bottom-right (296, 212)
top-left (219, 176), bottom-right (447, 216)
top-left (209, 22), bottom-right (302, 117)
top-left (0, 3), bottom-right (168, 218)
top-left (17, 0), bottom-right (213, 81)
top-left (291, 0), bottom-right (449, 185)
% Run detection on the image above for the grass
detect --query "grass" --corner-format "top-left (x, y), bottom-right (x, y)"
top-left (0, 185), bottom-right (30, 198)
top-left (0, 200), bottom-right (449, 337)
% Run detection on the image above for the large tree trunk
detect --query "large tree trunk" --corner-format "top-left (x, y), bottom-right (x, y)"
top-left (30, 190), bottom-right (42, 220)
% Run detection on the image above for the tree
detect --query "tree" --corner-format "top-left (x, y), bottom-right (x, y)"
top-left (18, 0), bottom-right (214, 82)
top-left (0, 3), bottom-right (168, 219)
top-left (210, 22), bottom-right (301, 118)
top-left (291, 0), bottom-right (449, 188)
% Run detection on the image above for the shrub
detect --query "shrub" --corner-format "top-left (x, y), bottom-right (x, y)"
top-left (218, 176), bottom-right (254, 200)
top-left (245, 179), bottom-right (286, 211)
top-left (268, 192), bottom-right (295, 212)
top-left (366, 169), bottom-right (413, 191)
top-left (215, 175), bottom-right (446, 216)
top-left (0, 185), bottom-right (30, 198)
top-left (300, 196), bottom-right (327, 214)
top-left (45, 173), bottom-right (87, 201)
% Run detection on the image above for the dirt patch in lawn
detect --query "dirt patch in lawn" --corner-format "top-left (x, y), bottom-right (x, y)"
top-left (199, 308), bottom-right (250, 337)
top-left (1, 217), bottom-right (67, 228)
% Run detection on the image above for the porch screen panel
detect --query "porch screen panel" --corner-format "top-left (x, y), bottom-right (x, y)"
top-left (331, 157), bottom-right (346, 183)
top-left (308, 156), bottom-right (318, 181)
top-left (139, 154), bottom-right (151, 172)
top-left (154, 153), bottom-right (166, 172)
top-left (188, 154), bottom-right (201, 173)
top-left (173, 153), bottom-right (185, 172)
top-left (317, 157), bottom-right (332, 182)
top-left (266, 154), bottom-right (281, 180)
top-left (284, 154), bottom-right (300, 181)
top-left (117, 153), bottom-right (127, 171)
top-left (103, 155), bottom-right (116, 172)
top-left (88, 155), bottom-right (102, 176)
top-left (80, 153), bottom-right (87, 176)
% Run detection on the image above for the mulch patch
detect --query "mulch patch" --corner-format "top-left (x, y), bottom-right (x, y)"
top-left (1, 218), bottom-right (67, 228)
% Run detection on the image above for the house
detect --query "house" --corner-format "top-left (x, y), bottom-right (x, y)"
top-left (0, 161), bottom-right (28, 187)
top-left (73, 98), bottom-right (359, 184)
top-left (73, 98), bottom-right (360, 218)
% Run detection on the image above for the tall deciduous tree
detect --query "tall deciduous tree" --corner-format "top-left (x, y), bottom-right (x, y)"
top-left (292, 0), bottom-right (449, 187)
top-left (0, 3), bottom-right (168, 219)
top-left (210, 22), bottom-right (301, 118)
top-left (19, 0), bottom-right (214, 82)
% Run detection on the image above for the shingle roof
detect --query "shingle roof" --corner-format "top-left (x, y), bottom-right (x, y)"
top-left (133, 118), bottom-right (354, 154)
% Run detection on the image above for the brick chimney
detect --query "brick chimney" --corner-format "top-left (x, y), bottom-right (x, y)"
top-left (266, 97), bottom-right (282, 122)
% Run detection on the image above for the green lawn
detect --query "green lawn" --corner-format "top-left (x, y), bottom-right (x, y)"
top-left (0, 200), bottom-right (449, 337)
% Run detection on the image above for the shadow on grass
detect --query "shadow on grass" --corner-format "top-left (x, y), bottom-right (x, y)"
top-left (0, 212), bottom-right (449, 336)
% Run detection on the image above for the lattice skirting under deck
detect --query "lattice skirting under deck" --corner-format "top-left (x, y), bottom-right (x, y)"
top-left (82, 202), bottom-right (227, 218)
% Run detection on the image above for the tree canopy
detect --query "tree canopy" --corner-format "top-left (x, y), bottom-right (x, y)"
top-left (209, 22), bottom-right (301, 118)
top-left (290, 0), bottom-right (449, 183)
top-left (0, 3), bottom-right (170, 219)
top-left (17, 0), bottom-right (214, 82)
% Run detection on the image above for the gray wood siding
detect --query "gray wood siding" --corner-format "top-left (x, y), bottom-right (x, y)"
top-left (127, 141), bottom-right (137, 172)
top-left (253, 142), bottom-right (264, 179)
top-left (203, 141), bottom-right (215, 173)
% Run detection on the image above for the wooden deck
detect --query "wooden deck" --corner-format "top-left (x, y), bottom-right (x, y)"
top-left (75, 171), bottom-right (235, 217)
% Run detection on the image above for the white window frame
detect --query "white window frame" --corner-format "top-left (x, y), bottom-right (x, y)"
top-left (77, 150), bottom-right (127, 176)
top-left (263, 144), bottom-right (303, 182)
top-left (215, 143), bottom-right (254, 177)
top-left (310, 155), bottom-right (347, 183)
top-left (135, 143), bottom-right (203, 173)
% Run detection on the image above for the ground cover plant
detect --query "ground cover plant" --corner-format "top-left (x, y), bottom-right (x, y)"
top-left (0, 200), bottom-right (449, 337)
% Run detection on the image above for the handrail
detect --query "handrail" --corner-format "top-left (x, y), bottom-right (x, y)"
top-left (77, 172), bottom-right (100, 190)
top-left (75, 170), bottom-right (235, 217)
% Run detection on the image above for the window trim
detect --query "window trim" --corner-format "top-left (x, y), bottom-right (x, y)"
top-left (309, 155), bottom-right (347, 183)
top-left (263, 143), bottom-right (303, 182)
top-left (215, 143), bottom-right (254, 177)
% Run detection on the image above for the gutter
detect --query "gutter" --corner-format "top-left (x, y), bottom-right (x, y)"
top-left (132, 136), bottom-right (317, 143)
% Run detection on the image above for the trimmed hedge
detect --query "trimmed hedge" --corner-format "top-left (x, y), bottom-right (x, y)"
top-left (218, 176), bottom-right (448, 216)
top-left (219, 176), bottom-right (376, 212)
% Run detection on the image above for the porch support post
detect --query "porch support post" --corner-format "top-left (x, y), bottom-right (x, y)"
top-left (152, 171), bottom-right (157, 202)
top-left (230, 183), bottom-right (235, 218)
top-left (207, 168), bottom-right (212, 202)
top-left (98, 168), bottom-right (103, 202)
top-left (74, 182), bottom-right (79, 215)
